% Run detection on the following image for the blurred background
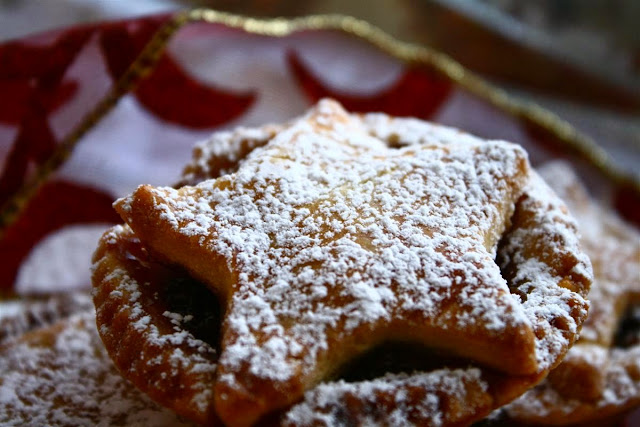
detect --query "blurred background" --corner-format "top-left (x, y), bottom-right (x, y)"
top-left (1, 0), bottom-right (638, 167)
top-left (0, 0), bottom-right (638, 181)
top-left (1, 0), bottom-right (639, 98)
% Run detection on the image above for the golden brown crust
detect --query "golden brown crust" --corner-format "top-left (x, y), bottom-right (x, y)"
top-left (497, 172), bottom-right (592, 373)
top-left (92, 225), bottom-right (221, 425)
top-left (93, 224), bottom-right (551, 427)
top-left (177, 123), bottom-right (285, 187)
top-left (503, 162), bottom-right (640, 425)
top-left (95, 101), bottom-right (592, 426)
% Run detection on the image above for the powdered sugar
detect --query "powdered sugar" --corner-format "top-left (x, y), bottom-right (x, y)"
top-left (0, 292), bottom-right (93, 346)
top-left (539, 162), bottom-right (638, 347)
top-left (92, 225), bottom-right (218, 414)
top-left (497, 170), bottom-right (592, 370)
top-left (126, 101), bottom-right (528, 373)
top-left (284, 368), bottom-right (488, 427)
top-left (179, 123), bottom-right (284, 185)
top-left (504, 161), bottom-right (639, 423)
top-left (116, 100), bottom-right (591, 424)
top-left (0, 301), bottom-right (24, 322)
top-left (506, 346), bottom-right (640, 420)
top-left (0, 311), bottom-right (193, 426)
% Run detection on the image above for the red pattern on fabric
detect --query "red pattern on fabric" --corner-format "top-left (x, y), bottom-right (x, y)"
top-left (0, 180), bottom-right (119, 292)
top-left (0, 14), bottom-right (257, 291)
top-left (100, 16), bottom-right (255, 129)
top-left (287, 51), bottom-right (451, 118)
top-left (0, 28), bottom-right (91, 205)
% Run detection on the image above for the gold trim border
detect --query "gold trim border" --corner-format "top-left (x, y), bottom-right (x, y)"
top-left (0, 9), bottom-right (637, 236)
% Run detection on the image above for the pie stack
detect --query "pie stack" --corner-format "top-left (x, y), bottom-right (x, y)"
top-left (1, 100), bottom-right (602, 426)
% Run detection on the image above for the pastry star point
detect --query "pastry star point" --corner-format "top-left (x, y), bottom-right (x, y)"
top-left (116, 101), bottom-right (546, 425)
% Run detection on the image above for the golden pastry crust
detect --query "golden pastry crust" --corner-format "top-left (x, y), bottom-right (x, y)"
top-left (94, 223), bottom-right (549, 427)
top-left (94, 100), bottom-right (592, 426)
top-left (92, 225), bottom-right (221, 425)
top-left (177, 123), bottom-right (285, 187)
top-left (0, 311), bottom-right (194, 426)
top-left (503, 162), bottom-right (640, 425)
top-left (283, 170), bottom-right (590, 427)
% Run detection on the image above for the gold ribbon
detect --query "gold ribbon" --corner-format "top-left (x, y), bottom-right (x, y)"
top-left (1, 9), bottom-right (636, 235)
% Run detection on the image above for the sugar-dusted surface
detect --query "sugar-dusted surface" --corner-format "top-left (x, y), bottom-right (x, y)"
top-left (0, 292), bottom-right (93, 346)
top-left (540, 162), bottom-right (639, 295)
top-left (0, 311), bottom-right (194, 427)
top-left (504, 346), bottom-right (640, 423)
top-left (284, 171), bottom-right (589, 427)
top-left (504, 161), bottom-right (640, 424)
top-left (178, 123), bottom-right (285, 186)
top-left (91, 224), bottom-right (220, 425)
top-left (539, 161), bottom-right (639, 349)
top-left (116, 99), bottom-right (591, 425)
top-left (496, 171), bottom-right (591, 371)
top-left (284, 368), bottom-right (489, 427)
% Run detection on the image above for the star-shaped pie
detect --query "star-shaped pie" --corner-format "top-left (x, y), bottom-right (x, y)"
top-left (98, 100), bottom-right (592, 426)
